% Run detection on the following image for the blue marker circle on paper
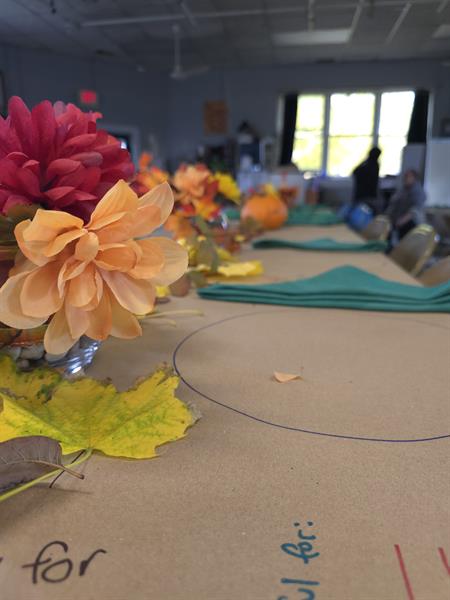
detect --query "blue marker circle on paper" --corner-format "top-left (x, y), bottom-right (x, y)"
top-left (173, 309), bottom-right (450, 443)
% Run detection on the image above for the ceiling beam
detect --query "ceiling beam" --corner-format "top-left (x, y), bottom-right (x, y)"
top-left (82, 0), bottom-right (439, 27)
top-left (178, 1), bottom-right (198, 27)
top-left (385, 2), bottom-right (412, 44)
top-left (307, 0), bottom-right (315, 31)
top-left (348, 0), bottom-right (364, 41)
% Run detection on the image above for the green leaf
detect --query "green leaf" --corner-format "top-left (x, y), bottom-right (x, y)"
top-left (0, 356), bottom-right (196, 459)
top-left (195, 216), bottom-right (213, 237)
top-left (197, 239), bottom-right (220, 272)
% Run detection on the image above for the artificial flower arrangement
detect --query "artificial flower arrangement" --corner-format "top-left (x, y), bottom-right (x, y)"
top-left (171, 162), bottom-right (220, 220)
top-left (172, 217), bottom-right (262, 290)
top-left (166, 163), bottom-right (241, 236)
top-left (159, 163), bottom-right (261, 289)
top-left (132, 151), bottom-right (169, 197)
top-left (0, 98), bottom-right (197, 503)
top-left (0, 96), bottom-right (188, 366)
top-left (213, 171), bottom-right (241, 205)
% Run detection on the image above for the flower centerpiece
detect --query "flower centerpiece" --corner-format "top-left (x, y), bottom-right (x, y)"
top-left (166, 163), bottom-right (244, 249)
top-left (163, 162), bottom-right (219, 243)
top-left (132, 151), bottom-right (169, 197)
top-left (213, 171), bottom-right (241, 205)
top-left (0, 97), bottom-right (188, 372)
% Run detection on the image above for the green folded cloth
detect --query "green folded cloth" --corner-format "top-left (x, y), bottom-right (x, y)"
top-left (223, 205), bottom-right (343, 226)
top-left (222, 207), bottom-right (241, 221)
top-left (198, 265), bottom-right (450, 313)
top-left (287, 206), bottom-right (343, 226)
top-left (253, 237), bottom-right (387, 252)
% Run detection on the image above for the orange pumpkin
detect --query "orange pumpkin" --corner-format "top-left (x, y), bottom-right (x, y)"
top-left (241, 193), bottom-right (288, 230)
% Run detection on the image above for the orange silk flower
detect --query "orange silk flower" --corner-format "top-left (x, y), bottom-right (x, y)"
top-left (172, 164), bottom-right (210, 202)
top-left (172, 164), bottom-right (220, 220)
top-left (0, 180), bottom-right (188, 354)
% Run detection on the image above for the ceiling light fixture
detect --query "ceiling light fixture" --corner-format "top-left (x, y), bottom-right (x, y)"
top-left (433, 23), bottom-right (450, 38)
top-left (273, 29), bottom-right (352, 46)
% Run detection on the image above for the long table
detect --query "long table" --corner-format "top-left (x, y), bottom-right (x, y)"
top-left (2, 224), bottom-right (449, 600)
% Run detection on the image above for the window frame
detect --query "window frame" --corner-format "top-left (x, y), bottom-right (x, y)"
top-left (293, 87), bottom-right (415, 177)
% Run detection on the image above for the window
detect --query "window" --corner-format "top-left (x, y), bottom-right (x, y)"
top-left (292, 95), bottom-right (325, 172)
top-left (328, 92), bottom-right (375, 177)
top-left (292, 90), bottom-right (415, 177)
top-left (378, 91), bottom-right (415, 176)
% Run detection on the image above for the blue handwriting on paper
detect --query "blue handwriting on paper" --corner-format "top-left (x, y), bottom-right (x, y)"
top-left (277, 521), bottom-right (320, 600)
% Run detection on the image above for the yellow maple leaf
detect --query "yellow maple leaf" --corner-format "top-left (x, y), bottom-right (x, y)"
top-left (205, 260), bottom-right (263, 283)
top-left (0, 356), bottom-right (195, 459)
top-left (215, 260), bottom-right (264, 278)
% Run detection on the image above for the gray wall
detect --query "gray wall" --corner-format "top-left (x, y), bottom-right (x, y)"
top-left (0, 43), bottom-right (449, 169)
top-left (166, 59), bottom-right (450, 166)
top-left (0, 43), bottom-right (169, 163)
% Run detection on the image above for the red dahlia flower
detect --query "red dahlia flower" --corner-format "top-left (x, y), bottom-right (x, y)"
top-left (0, 96), bottom-right (134, 221)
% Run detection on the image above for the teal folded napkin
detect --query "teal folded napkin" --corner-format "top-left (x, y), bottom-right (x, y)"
top-left (287, 206), bottom-right (344, 226)
top-left (222, 207), bottom-right (241, 221)
top-left (223, 205), bottom-right (344, 226)
top-left (198, 265), bottom-right (450, 313)
top-left (253, 237), bottom-right (387, 252)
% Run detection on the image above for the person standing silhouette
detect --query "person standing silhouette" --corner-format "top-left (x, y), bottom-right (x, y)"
top-left (352, 147), bottom-right (382, 214)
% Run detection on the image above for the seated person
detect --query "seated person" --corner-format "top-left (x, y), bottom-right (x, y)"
top-left (352, 147), bottom-right (382, 213)
top-left (386, 169), bottom-right (426, 240)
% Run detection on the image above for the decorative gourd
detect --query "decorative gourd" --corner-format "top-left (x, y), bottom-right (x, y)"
top-left (241, 193), bottom-right (288, 230)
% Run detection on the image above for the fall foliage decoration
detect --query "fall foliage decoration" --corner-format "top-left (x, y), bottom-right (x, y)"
top-left (0, 180), bottom-right (188, 354)
top-left (0, 355), bottom-right (197, 501)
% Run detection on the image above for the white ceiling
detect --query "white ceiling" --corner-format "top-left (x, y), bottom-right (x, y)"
top-left (1, 0), bottom-right (450, 71)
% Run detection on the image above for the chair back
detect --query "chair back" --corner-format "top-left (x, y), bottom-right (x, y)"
top-left (418, 256), bottom-right (450, 286)
top-left (389, 224), bottom-right (439, 276)
top-left (361, 215), bottom-right (391, 241)
top-left (347, 203), bottom-right (373, 231)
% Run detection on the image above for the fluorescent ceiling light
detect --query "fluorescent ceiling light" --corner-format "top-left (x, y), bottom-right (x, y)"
top-left (273, 29), bottom-right (351, 46)
top-left (433, 24), bottom-right (450, 39)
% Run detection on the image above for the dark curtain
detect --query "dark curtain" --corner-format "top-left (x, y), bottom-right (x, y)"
top-left (407, 89), bottom-right (429, 144)
top-left (279, 93), bottom-right (298, 165)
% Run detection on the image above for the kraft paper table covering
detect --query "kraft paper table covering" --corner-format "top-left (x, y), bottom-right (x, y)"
top-left (1, 224), bottom-right (449, 600)
top-left (253, 237), bottom-right (387, 252)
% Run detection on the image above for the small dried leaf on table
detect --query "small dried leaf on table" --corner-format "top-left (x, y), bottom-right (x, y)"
top-left (273, 371), bottom-right (303, 383)
top-left (170, 273), bottom-right (191, 297)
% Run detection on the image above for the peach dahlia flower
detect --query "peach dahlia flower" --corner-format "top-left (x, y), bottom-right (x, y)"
top-left (0, 180), bottom-right (187, 354)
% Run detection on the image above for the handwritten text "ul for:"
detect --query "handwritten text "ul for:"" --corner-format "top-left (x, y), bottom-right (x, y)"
top-left (277, 521), bottom-right (320, 600)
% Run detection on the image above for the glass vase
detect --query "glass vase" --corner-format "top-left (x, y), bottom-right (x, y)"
top-left (0, 325), bottom-right (100, 376)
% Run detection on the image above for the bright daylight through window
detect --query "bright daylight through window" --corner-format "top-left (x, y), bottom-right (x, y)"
top-left (292, 90), bottom-right (415, 177)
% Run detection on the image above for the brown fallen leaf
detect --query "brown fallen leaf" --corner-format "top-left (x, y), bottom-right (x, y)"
top-left (0, 435), bottom-right (84, 494)
top-left (169, 273), bottom-right (191, 297)
top-left (273, 371), bottom-right (303, 383)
